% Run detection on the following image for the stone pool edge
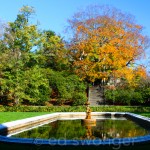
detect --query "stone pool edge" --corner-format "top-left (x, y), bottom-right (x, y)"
top-left (0, 112), bottom-right (150, 146)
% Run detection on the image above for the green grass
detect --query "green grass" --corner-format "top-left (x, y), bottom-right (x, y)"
top-left (0, 105), bottom-right (150, 123)
top-left (0, 112), bottom-right (50, 123)
top-left (136, 112), bottom-right (150, 118)
top-left (0, 111), bottom-right (149, 124)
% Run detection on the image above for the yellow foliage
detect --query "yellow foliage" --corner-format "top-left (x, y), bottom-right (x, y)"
top-left (68, 7), bottom-right (148, 83)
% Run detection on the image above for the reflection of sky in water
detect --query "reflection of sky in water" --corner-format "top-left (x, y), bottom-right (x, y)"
top-left (11, 119), bottom-right (150, 140)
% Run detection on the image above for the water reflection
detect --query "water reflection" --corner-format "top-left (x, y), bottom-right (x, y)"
top-left (11, 119), bottom-right (150, 140)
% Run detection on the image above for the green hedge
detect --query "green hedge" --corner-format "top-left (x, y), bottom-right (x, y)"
top-left (0, 105), bottom-right (150, 113)
top-left (104, 89), bottom-right (147, 105)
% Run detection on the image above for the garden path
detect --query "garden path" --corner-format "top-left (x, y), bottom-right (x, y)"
top-left (88, 85), bottom-right (105, 106)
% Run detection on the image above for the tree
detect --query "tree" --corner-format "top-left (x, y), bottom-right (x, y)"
top-left (37, 30), bottom-right (70, 71)
top-left (0, 5), bottom-right (86, 106)
top-left (0, 6), bottom-right (41, 105)
top-left (0, 20), bottom-right (7, 52)
top-left (19, 5), bottom-right (35, 22)
top-left (3, 5), bottom-right (39, 53)
top-left (67, 5), bottom-right (149, 85)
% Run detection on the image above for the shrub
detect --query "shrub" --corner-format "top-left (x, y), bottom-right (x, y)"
top-left (0, 66), bottom-right (52, 106)
top-left (104, 90), bottom-right (119, 104)
top-left (130, 91), bottom-right (143, 105)
top-left (1, 105), bottom-right (150, 113)
top-left (72, 93), bottom-right (87, 106)
top-left (140, 88), bottom-right (150, 101)
top-left (105, 89), bottom-right (144, 105)
top-left (118, 90), bottom-right (133, 105)
top-left (22, 67), bottom-right (52, 105)
top-left (48, 71), bottom-right (87, 105)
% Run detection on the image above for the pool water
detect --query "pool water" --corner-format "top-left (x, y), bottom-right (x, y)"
top-left (11, 119), bottom-right (150, 140)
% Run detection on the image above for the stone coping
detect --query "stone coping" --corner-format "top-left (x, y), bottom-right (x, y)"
top-left (0, 112), bottom-right (150, 146)
top-left (0, 112), bottom-right (126, 132)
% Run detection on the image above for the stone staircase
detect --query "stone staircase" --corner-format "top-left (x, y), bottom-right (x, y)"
top-left (88, 85), bottom-right (104, 106)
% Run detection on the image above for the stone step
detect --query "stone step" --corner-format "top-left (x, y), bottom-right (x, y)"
top-left (88, 85), bottom-right (104, 106)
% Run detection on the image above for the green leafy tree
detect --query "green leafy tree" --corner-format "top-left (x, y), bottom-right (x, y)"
top-left (37, 30), bottom-right (70, 71)
top-left (3, 5), bottom-right (39, 53)
top-left (0, 6), bottom-right (41, 105)
top-left (0, 5), bottom-right (86, 106)
top-left (19, 5), bottom-right (35, 22)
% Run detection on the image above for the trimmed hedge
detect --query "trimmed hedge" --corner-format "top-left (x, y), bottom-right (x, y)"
top-left (0, 105), bottom-right (150, 113)
top-left (104, 89), bottom-right (148, 105)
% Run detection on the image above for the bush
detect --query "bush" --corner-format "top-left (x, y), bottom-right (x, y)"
top-left (104, 90), bottom-right (119, 104)
top-left (48, 71), bottom-right (87, 105)
top-left (118, 90), bottom-right (133, 105)
top-left (1, 105), bottom-right (150, 113)
top-left (72, 93), bottom-right (87, 106)
top-left (130, 91), bottom-right (143, 105)
top-left (22, 67), bottom-right (52, 105)
top-left (105, 89), bottom-right (144, 105)
top-left (0, 66), bottom-right (52, 106)
top-left (140, 88), bottom-right (150, 102)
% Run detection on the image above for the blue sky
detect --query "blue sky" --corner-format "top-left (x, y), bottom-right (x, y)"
top-left (0, 0), bottom-right (150, 36)
top-left (0, 0), bottom-right (150, 69)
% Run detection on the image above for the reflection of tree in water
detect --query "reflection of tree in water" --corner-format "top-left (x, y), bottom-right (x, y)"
top-left (92, 119), bottom-right (150, 139)
top-left (82, 120), bottom-right (112, 140)
top-left (92, 120), bottom-right (118, 139)
top-left (12, 119), bottom-right (150, 140)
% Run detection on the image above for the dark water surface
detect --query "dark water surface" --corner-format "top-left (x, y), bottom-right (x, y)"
top-left (11, 118), bottom-right (150, 140)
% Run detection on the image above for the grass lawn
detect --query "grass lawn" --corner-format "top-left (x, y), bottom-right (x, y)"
top-left (0, 112), bottom-right (149, 124)
top-left (0, 112), bottom-right (50, 123)
top-left (137, 112), bottom-right (150, 118)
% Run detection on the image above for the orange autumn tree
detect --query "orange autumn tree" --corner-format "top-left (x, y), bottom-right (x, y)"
top-left (67, 5), bottom-right (149, 86)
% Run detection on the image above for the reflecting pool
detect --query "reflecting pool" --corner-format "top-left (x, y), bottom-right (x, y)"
top-left (11, 118), bottom-right (150, 140)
